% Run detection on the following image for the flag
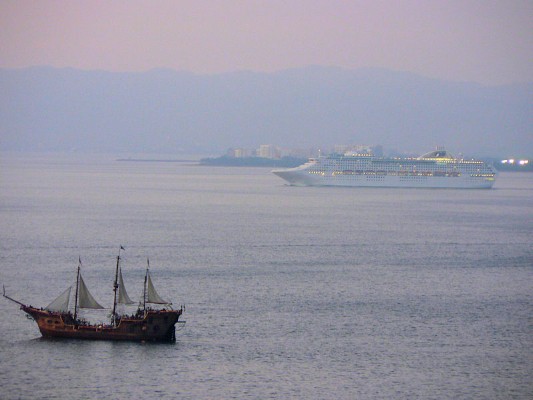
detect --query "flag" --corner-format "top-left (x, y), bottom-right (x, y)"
top-left (120, 245), bottom-right (125, 251)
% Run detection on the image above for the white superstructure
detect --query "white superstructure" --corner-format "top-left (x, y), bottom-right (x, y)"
top-left (272, 148), bottom-right (497, 188)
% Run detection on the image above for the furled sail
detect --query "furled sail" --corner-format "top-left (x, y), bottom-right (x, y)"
top-left (46, 286), bottom-right (72, 312)
top-left (146, 272), bottom-right (170, 304)
top-left (117, 268), bottom-right (134, 305)
top-left (78, 274), bottom-right (104, 309)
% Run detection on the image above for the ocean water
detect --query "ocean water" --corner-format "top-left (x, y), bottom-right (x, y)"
top-left (0, 153), bottom-right (531, 399)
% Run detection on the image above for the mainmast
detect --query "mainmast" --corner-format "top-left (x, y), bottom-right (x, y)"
top-left (74, 257), bottom-right (81, 321)
top-left (111, 246), bottom-right (124, 326)
top-left (142, 258), bottom-right (149, 313)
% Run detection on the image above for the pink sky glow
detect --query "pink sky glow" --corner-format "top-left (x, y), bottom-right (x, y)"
top-left (0, 0), bottom-right (531, 85)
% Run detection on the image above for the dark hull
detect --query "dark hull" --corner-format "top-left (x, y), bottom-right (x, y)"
top-left (22, 306), bottom-right (183, 342)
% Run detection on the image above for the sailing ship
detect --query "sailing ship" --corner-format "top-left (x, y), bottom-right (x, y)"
top-left (2, 247), bottom-right (184, 342)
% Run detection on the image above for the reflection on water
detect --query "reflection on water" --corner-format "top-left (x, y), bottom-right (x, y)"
top-left (0, 154), bottom-right (532, 399)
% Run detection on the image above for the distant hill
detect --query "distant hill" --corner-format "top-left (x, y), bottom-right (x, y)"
top-left (1, 66), bottom-right (531, 157)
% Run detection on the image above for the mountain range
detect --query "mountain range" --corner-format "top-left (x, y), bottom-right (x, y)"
top-left (1, 66), bottom-right (531, 157)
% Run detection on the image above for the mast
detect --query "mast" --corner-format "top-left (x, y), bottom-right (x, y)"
top-left (74, 257), bottom-right (81, 321)
top-left (111, 246), bottom-right (124, 326)
top-left (143, 258), bottom-right (149, 313)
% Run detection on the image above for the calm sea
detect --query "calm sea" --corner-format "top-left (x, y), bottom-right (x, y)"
top-left (0, 153), bottom-right (531, 399)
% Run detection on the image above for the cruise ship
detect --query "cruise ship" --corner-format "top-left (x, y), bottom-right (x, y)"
top-left (272, 148), bottom-right (497, 189)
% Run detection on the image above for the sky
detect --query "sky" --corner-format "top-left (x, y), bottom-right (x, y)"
top-left (1, 0), bottom-right (532, 86)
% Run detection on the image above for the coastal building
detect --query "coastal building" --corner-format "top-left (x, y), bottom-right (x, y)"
top-left (258, 144), bottom-right (279, 159)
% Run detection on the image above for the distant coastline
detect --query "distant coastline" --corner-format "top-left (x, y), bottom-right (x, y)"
top-left (115, 155), bottom-right (533, 172)
top-left (200, 156), bottom-right (307, 168)
top-left (117, 158), bottom-right (197, 163)
top-left (493, 163), bottom-right (533, 172)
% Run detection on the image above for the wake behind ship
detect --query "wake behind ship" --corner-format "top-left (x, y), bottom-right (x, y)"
top-left (272, 148), bottom-right (496, 189)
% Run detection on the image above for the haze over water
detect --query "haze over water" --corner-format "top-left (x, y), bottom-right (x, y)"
top-left (0, 153), bottom-right (532, 399)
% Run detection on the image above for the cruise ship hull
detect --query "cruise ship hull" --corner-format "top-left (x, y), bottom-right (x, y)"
top-left (272, 149), bottom-right (496, 189)
top-left (272, 169), bottom-right (495, 188)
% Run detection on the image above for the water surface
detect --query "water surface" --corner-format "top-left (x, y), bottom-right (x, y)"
top-left (0, 153), bottom-right (531, 399)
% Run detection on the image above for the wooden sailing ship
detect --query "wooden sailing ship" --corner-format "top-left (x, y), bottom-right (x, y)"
top-left (3, 247), bottom-right (184, 342)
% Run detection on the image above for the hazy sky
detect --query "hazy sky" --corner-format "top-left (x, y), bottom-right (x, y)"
top-left (1, 0), bottom-right (532, 85)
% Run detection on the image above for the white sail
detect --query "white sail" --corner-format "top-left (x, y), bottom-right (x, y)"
top-left (146, 272), bottom-right (170, 304)
top-left (78, 274), bottom-right (104, 309)
top-left (46, 286), bottom-right (71, 312)
top-left (117, 268), bottom-right (134, 305)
